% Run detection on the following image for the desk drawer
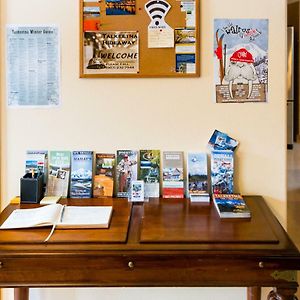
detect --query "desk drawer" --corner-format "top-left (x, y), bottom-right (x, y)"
top-left (0, 255), bottom-right (296, 287)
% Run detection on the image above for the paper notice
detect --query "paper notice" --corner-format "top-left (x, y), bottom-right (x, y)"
top-left (186, 11), bottom-right (196, 27)
top-left (6, 25), bottom-right (60, 107)
top-left (145, 0), bottom-right (174, 48)
top-left (148, 27), bottom-right (174, 48)
top-left (181, 1), bottom-right (196, 27)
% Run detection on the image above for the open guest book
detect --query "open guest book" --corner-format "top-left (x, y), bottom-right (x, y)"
top-left (0, 204), bottom-right (113, 242)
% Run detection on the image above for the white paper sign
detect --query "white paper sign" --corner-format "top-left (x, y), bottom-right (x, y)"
top-left (181, 1), bottom-right (196, 27)
top-left (6, 25), bottom-right (60, 107)
top-left (148, 27), bottom-right (174, 48)
top-left (145, 0), bottom-right (174, 48)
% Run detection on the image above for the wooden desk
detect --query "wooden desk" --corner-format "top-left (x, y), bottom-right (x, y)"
top-left (0, 196), bottom-right (299, 300)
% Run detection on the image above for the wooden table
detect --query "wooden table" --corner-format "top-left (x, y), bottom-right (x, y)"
top-left (0, 196), bottom-right (299, 300)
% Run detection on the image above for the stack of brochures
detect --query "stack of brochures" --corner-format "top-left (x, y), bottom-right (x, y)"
top-left (212, 194), bottom-right (251, 218)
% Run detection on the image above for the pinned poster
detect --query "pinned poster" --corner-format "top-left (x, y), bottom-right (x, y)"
top-left (105, 0), bottom-right (136, 15)
top-left (214, 19), bottom-right (269, 103)
top-left (83, 31), bottom-right (139, 74)
top-left (145, 0), bottom-right (174, 48)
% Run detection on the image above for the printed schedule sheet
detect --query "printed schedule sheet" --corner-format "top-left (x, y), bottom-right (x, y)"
top-left (6, 25), bottom-right (60, 107)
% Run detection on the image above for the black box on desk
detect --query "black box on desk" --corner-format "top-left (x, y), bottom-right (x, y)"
top-left (20, 173), bottom-right (44, 204)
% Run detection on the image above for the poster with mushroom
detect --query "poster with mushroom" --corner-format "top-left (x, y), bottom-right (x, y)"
top-left (214, 19), bottom-right (268, 103)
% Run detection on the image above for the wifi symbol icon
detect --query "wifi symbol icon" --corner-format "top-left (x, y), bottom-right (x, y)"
top-left (145, 0), bottom-right (171, 27)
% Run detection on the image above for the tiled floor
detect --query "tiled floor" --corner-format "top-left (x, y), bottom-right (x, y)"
top-left (287, 143), bottom-right (300, 298)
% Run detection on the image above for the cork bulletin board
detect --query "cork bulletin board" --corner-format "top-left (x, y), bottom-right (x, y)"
top-left (80, 0), bottom-right (200, 78)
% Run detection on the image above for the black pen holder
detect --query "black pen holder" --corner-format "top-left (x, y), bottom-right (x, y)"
top-left (20, 173), bottom-right (44, 204)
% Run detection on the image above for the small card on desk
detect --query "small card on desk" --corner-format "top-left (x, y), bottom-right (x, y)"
top-left (10, 197), bottom-right (20, 204)
top-left (40, 196), bottom-right (61, 205)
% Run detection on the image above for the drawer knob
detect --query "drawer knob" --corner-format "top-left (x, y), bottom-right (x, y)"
top-left (0, 262), bottom-right (3, 268)
top-left (128, 261), bottom-right (134, 269)
top-left (259, 262), bottom-right (264, 268)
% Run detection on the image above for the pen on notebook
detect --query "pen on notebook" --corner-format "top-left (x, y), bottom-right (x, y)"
top-left (60, 205), bottom-right (66, 223)
top-left (45, 205), bottom-right (66, 243)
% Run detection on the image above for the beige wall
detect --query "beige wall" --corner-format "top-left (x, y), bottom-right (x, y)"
top-left (0, 0), bottom-right (287, 299)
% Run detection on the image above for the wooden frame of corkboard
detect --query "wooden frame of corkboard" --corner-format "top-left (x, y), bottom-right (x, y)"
top-left (79, 0), bottom-right (200, 78)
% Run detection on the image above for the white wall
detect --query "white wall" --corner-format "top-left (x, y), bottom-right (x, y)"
top-left (0, 0), bottom-right (287, 300)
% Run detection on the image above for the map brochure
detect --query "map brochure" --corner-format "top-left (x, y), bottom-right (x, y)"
top-left (187, 152), bottom-right (209, 202)
top-left (139, 150), bottom-right (160, 198)
top-left (162, 151), bottom-right (184, 198)
top-left (70, 151), bottom-right (93, 198)
top-left (211, 150), bottom-right (234, 194)
top-left (94, 153), bottom-right (115, 197)
top-left (47, 151), bottom-right (71, 198)
top-left (25, 150), bottom-right (48, 186)
top-left (116, 150), bottom-right (138, 198)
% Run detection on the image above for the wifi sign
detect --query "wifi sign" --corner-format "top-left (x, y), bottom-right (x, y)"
top-left (145, 0), bottom-right (171, 28)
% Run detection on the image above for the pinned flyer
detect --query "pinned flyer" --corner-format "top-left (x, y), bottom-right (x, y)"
top-left (180, 0), bottom-right (195, 27)
top-left (145, 0), bottom-right (174, 48)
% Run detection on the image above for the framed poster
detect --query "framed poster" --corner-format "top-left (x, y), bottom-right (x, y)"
top-left (80, 0), bottom-right (200, 77)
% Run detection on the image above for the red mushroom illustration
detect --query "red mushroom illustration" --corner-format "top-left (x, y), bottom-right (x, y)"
top-left (224, 48), bottom-right (258, 99)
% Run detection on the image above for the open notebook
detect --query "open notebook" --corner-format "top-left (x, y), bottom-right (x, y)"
top-left (0, 204), bottom-right (113, 241)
